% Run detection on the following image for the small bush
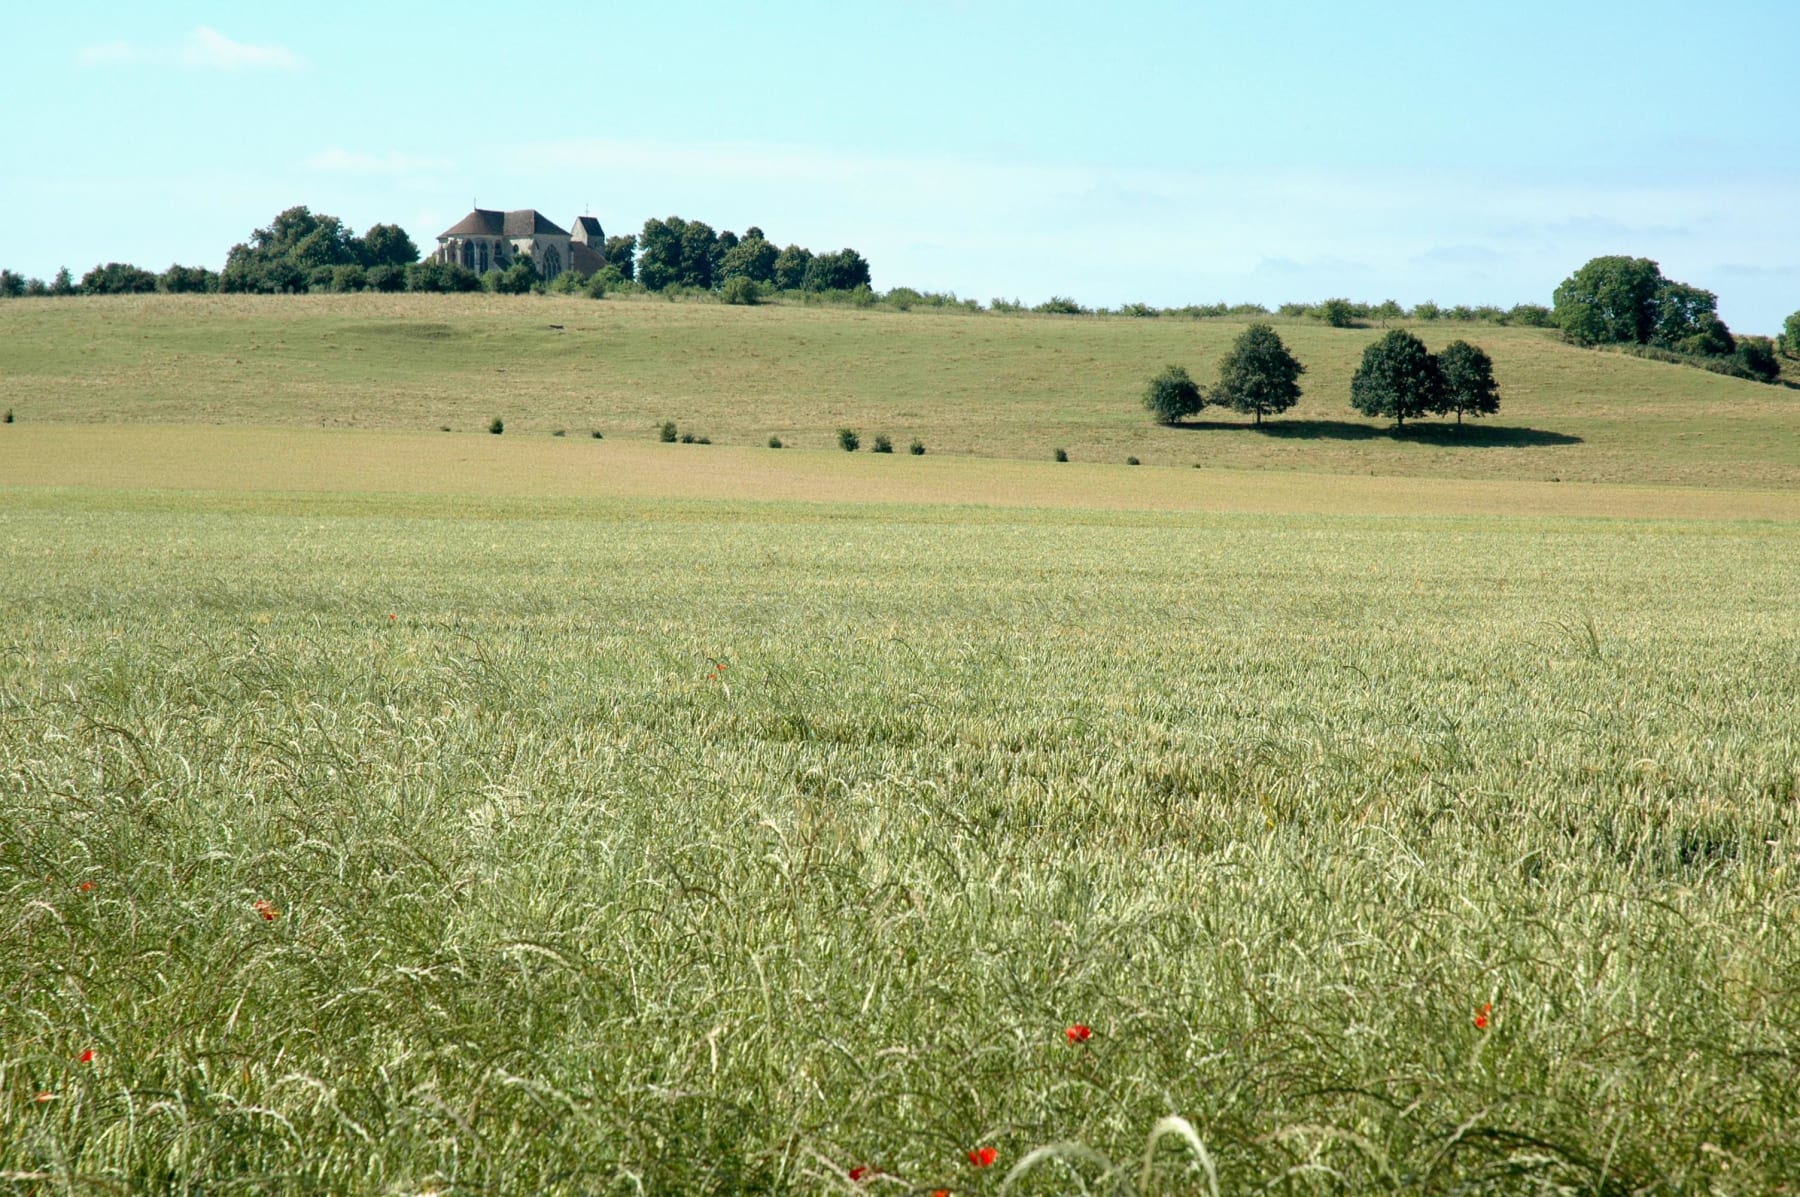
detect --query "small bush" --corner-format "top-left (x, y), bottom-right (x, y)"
top-left (721, 276), bottom-right (761, 306)
top-left (909, 439), bottom-right (925, 456)
top-left (552, 429), bottom-right (566, 437)
top-left (1508, 303), bottom-right (1555, 328)
top-left (1054, 447), bottom-right (1069, 462)
top-left (439, 424), bottom-right (450, 432)
top-left (989, 297), bottom-right (1025, 313)
top-left (1143, 364), bottom-right (1205, 425)
top-left (1412, 300), bottom-right (1442, 321)
top-left (660, 421), bottom-right (678, 443)
top-left (1118, 302), bottom-right (1160, 318)
top-left (590, 430), bottom-right (603, 439)
top-left (767, 436), bottom-right (783, 449)
top-left (488, 417), bottom-right (504, 435)
top-left (680, 432), bottom-right (696, 443)
top-left (2, 408), bottom-right (12, 424)
top-left (1126, 456), bottom-right (1140, 465)
top-left (1034, 296), bottom-right (1087, 315)
top-left (837, 428), bottom-right (860, 452)
top-left (1317, 298), bottom-right (1356, 327)
top-left (872, 433), bottom-right (893, 453)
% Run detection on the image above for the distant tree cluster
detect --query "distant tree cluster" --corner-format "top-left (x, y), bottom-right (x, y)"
top-left (1142, 323), bottom-right (1307, 426)
top-left (220, 206), bottom-right (420, 294)
top-left (1350, 331), bottom-right (1498, 427)
top-left (1143, 325), bottom-right (1500, 430)
top-left (633, 217), bottom-right (870, 299)
top-left (1552, 256), bottom-right (1780, 384)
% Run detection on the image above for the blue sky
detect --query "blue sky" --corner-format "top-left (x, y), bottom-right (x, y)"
top-left (5, 0), bottom-right (1797, 330)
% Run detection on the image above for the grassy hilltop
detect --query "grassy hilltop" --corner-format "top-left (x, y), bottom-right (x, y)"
top-left (2, 292), bottom-right (1797, 488)
top-left (3, 295), bottom-right (1800, 1193)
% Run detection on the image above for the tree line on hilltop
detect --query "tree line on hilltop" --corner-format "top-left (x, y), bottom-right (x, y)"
top-left (0, 206), bottom-right (870, 305)
top-left (1144, 324), bottom-right (1499, 430)
top-left (2, 217), bottom-right (1795, 385)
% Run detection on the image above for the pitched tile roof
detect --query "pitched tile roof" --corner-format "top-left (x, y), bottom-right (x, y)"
top-left (438, 208), bottom-right (570, 239)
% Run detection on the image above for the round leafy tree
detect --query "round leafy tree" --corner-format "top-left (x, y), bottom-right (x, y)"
top-left (1551, 256), bottom-right (1662, 346)
top-left (1214, 323), bottom-right (1305, 425)
top-left (1351, 329), bottom-right (1443, 427)
top-left (1781, 310), bottom-right (1800, 359)
top-left (1142, 364), bottom-right (1205, 425)
top-left (1436, 340), bottom-right (1500, 425)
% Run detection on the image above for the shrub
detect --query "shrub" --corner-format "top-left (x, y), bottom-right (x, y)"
top-left (489, 256), bottom-right (540, 295)
top-left (552, 429), bottom-right (566, 437)
top-left (1508, 303), bottom-right (1554, 328)
top-left (1118, 302), bottom-right (1160, 318)
top-left (1734, 336), bottom-right (1781, 383)
top-left (1317, 298), bottom-right (1356, 327)
top-left (680, 432), bottom-right (696, 443)
top-left (1054, 447), bottom-right (1069, 462)
top-left (1034, 296), bottom-right (1087, 315)
top-left (591, 430), bottom-right (604, 439)
top-left (1782, 311), bottom-right (1800, 358)
top-left (439, 425), bottom-right (451, 432)
top-left (660, 421), bottom-right (678, 443)
top-left (1412, 300), bottom-right (1442, 321)
top-left (366, 264), bottom-right (407, 293)
top-left (1277, 302), bottom-right (1312, 318)
top-left (546, 271), bottom-right (586, 295)
top-left (989, 297), bottom-right (1025, 313)
top-left (327, 264), bottom-right (367, 293)
top-left (909, 439), bottom-right (925, 455)
top-left (767, 436), bottom-right (783, 449)
top-left (837, 428), bottom-right (859, 452)
top-left (159, 264), bottom-right (219, 294)
top-left (0, 270), bottom-right (23, 298)
top-left (3, 408), bottom-right (12, 424)
top-left (721, 276), bottom-right (761, 306)
top-left (1143, 364), bottom-right (1206, 425)
top-left (1126, 455), bottom-right (1140, 465)
top-left (80, 262), bottom-right (157, 295)
top-left (872, 433), bottom-right (893, 453)
top-left (488, 417), bottom-right (504, 435)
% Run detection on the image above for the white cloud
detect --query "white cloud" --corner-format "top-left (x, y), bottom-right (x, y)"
top-left (306, 148), bottom-right (453, 174)
top-left (76, 26), bottom-right (303, 72)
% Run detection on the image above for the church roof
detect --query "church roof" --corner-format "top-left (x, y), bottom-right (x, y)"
top-left (438, 208), bottom-right (570, 239)
top-left (572, 215), bottom-right (604, 241)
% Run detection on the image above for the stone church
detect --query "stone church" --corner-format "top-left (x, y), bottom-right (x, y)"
top-left (433, 209), bottom-right (607, 280)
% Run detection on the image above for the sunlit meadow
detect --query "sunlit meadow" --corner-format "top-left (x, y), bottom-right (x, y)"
top-left (4, 490), bottom-right (1797, 1194)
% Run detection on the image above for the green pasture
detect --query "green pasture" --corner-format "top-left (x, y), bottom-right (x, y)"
top-left (3, 294), bottom-right (1797, 488)
top-left (4, 488), bottom-right (1798, 1193)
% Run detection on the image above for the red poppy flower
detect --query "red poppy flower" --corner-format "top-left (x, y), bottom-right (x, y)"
top-left (968, 1146), bottom-right (997, 1168)
top-left (388, 614), bottom-right (396, 622)
top-left (1065, 1023), bottom-right (1092, 1044)
top-left (1474, 1003), bottom-right (1492, 1030)
top-left (79, 881), bottom-right (94, 892)
top-left (254, 899), bottom-right (279, 921)
top-left (933, 1190), bottom-right (950, 1197)
top-left (848, 1165), bottom-right (869, 1182)
top-left (80, 1049), bottom-right (94, 1064)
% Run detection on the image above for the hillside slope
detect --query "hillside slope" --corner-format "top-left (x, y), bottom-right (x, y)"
top-left (2, 294), bottom-right (1795, 487)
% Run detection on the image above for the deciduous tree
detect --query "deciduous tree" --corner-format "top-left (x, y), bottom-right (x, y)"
top-left (1436, 340), bottom-right (1500, 425)
top-left (1351, 329), bottom-right (1442, 427)
top-left (1552, 255), bottom-right (1661, 346)
top-left (1142, 364), bottom-right (1205, 424)
top-left (1215, 323), bottom-right (1305, 425)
